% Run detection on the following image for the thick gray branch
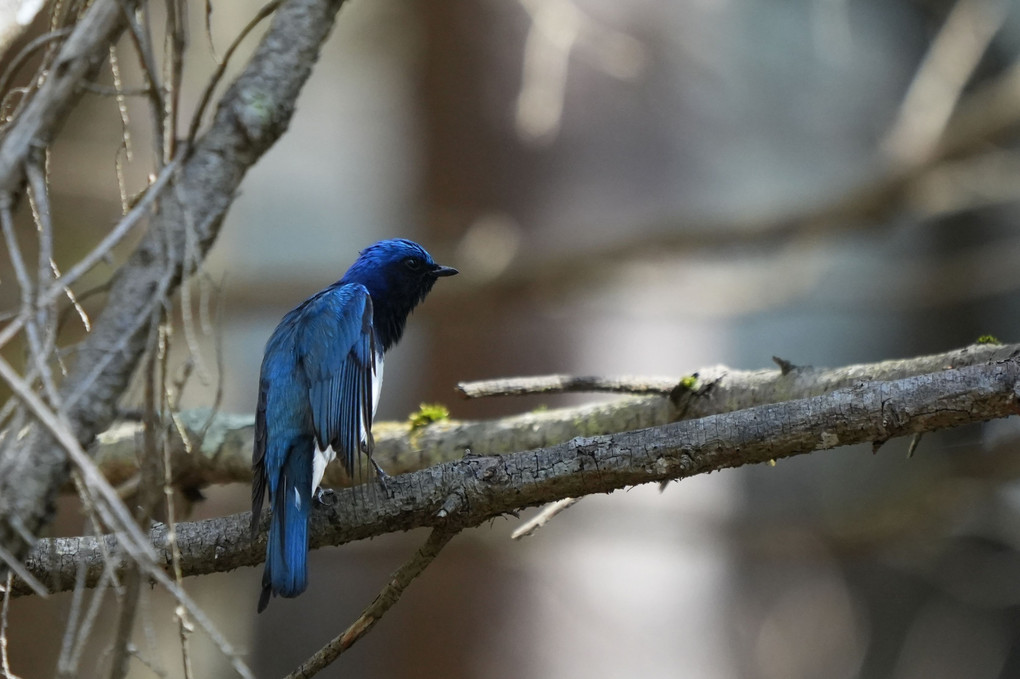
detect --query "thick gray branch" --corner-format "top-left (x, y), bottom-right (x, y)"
top-left (18, 354), bottom-right (1020, 596)
top-left (0, 0), bottom-right (348, 563)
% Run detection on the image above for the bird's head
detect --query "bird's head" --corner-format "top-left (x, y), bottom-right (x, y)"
top-left (345, 238), bottom-right (458, 301)
top-left (341, 239), bottom-right (457, 348)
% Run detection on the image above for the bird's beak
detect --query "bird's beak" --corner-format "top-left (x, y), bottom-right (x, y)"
top-left (433, 265), bottom-right (459, 277)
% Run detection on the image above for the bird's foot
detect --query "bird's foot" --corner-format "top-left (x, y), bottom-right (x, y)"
top-left (314, 487), bottom-right (337, 506)
top-left (371, 458), bottom-right (393, 498)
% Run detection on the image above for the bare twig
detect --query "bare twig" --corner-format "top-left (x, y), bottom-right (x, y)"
top-left (0, 151), bottom-right (181, 357)
top-left (56, 550), bottom-right (97, 677)
top-left (882, 0), bottom-right (1007, 165)
top-left (0, 0), bottom-right (139, 193)
top-left (176, 180), bottom-right (213, 384)
top-left (0, 354), bottom-right (253, 678)
top-left (204, 0), bottom-right (219, 63)
top-left (0, 190), bottom-right (61, 413)
top-left (61, 568), bottom-right (120, 677)
top-left (458, 374), bottom-right (679, 399)
top-left (185, 0), bottom-right (282, 147)
top-left (120, 3), bottom-right (166, 163)
top-left (512, 497), bottom-right (580, 539)
top-left (78, 82), bottom-right (153, 97)
top-left (163, 0), bottom-right (185, 160)
top-left (285, 528), bottom-right (458, 679)
top-left (0, 28), bottom-right (73, 115)
top-left (109, 44), bottom-right (134, 215)
top-left (0, 196), bottom-right (33, 312)
top-left (159, 324), bottom-right (196, 679)
top-left (25, 158), bottom-right (62, 394)
top-left (0, 573), bottom-right (18, 679)
top-left (0, 542), bottom-right (46, 598)
top-left (49, 153), bottom-right (182, 299)
top-left (108, 314), bottom-right (165, 679)
top-left (107, 570), bottom-right (142, 679)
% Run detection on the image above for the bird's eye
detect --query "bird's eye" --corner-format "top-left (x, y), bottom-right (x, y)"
top-left (404, 258), bottom-right (421, 271)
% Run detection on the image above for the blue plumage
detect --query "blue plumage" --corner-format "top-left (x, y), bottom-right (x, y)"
top-left (251, 239), bottom-right (457, 612)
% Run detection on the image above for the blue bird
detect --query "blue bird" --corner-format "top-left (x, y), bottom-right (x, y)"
top-left (251, 239), bottom-right (457, 612)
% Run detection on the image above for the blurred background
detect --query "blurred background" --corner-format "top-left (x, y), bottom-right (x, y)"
top-left (6, 0), bottom-right (1020, 677)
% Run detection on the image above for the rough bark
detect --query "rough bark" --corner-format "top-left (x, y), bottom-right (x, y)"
top-left (83, 342), bottom-right (1019, 490)
top-left (16, 352), bottom-right (1020, 596)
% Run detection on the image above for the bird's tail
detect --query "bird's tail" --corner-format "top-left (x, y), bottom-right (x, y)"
top-left (258, 449), bottom-right (312, 612)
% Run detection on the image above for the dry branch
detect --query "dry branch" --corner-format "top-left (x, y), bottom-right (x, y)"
top-left (15, 351), bottom-right (1020, 597)
top-left (83, 342), bottom-right (1020, 490)
top-left (284, 528), bottom-right (457, 678)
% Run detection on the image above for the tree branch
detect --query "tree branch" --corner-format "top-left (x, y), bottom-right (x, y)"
top-left (16, 352), bottom-right (1020, 597)
top-left (284, 528), bottom-right (457, 678)
top-left (82, 342), bottom-right (1020, 490)
top-left (0, 0), bottom-right (349, 565)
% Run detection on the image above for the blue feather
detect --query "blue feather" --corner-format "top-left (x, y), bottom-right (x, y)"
top-left (260, 436), bottom-right (313, 611)
top-left (251, 239), bottom-right (457, 611)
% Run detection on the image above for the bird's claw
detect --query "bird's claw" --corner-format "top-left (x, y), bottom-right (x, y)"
top-left (371, 458), bottom-right (394, 498)
top-left (314, 487), bottom-right (337, 506)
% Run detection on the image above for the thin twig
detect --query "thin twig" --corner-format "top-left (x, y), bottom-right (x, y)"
top-left (285, 528), bottom-right (458, 679)
top-left (163, 0), bottom-right (185, 161)
top-left (107, 570), bottom-right (142, 679)
top-left (0, 573), bottom-right (19, 679)
top-left (203, 0), bottom-right (219, 62)
top-left (159, 321), bottom-right (196, 679)
top-left (185, 0), bottom-right (282, 148)
top-left (0, 353), bottom-right (253, 678)
top-left (120, 2), bottom-right (166, 164)
top-left (0, 194), bottom-right (62, 413)
top-left (109, 44), bottom-right (134, 216)
top-left (882, 0), bottom-right (1007, 165)
top-left (79, 82), bottom-right (154, 97)
top-left (56, 547), bottom-right (91, 677)
top-left (176, 180), bottom-right (212, 383)
top-left (907, 433), bottom-right (923, 458)
top-left (0, 197), bottom-right (34, 314)
top-left (25, 158), bottom-right (63, 400)
top-left (511, 497), bottom-right (580, 539)
top-left (0, 154), bottom-right (180, 356)
top-left (61, 567), bottom-right (116, 677)
top-left (0, 0), bottom-right (139, 193)
top-left (458, 374), bottom-right (679, 399)
top-left (0, 542), bottom-right (46, 598)
top-left (0, 27), bottom-right (73, 124)
top-left (49, 152), bottom-right (182, 299)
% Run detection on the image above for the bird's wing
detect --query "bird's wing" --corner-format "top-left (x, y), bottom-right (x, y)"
top-left (296, 284), bottom-right (377, 476)
top-left (250, 376), bottom-right (270, 535)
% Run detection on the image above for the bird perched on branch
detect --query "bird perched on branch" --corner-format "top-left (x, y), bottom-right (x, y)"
top-left (251, 239), bottom-right (457, 612)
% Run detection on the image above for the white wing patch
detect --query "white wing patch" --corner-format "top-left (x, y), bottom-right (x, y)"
top-left (311, 445), bottom-right (336, 497)
top-left (368, 349), bottom-right (384, 430)
top-left (312, 349), bottom-right (383, 496)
